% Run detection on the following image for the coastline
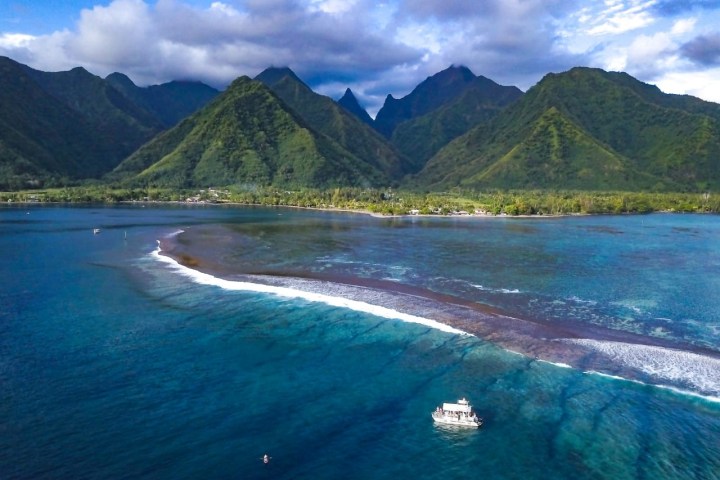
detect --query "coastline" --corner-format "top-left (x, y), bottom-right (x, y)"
top-left (95, 199), bottom-right (582, 219)
top-left (5, 186), bottom-right (719, 216)
top-left (3, 198), bottom-right (590, 219)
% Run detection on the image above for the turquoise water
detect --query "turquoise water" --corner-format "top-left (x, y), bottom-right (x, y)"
top-left (1, 205), bottom-right (719, 479)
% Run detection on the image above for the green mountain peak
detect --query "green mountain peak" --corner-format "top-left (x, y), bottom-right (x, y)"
top-left (256, 67), bottom-right (410, 179)
top-left (374, 64), bottom-right (481, 138)
top-left (255, 67), bottom-right (307, 89)
top-left (113, 76), bottom-right (387, 188)
top-left (413, 66), bottom-right (720, 191)
top-left (4, 57), bottom-right (720, 193)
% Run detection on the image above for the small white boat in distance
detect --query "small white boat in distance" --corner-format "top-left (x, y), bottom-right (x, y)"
top-left (432, 398), bottom-right (482, 428)
top-left (93, 228), bottom-right (100, 234)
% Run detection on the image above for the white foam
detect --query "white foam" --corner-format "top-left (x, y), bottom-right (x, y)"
top-left (472, 284), bottom-right (521, 294)
top-left (567, 295), bottom-right (597, 306)
top-left (584, 370), bottom-right (647, 385)
top-left (585, 370), bottom-right (720, 404)
top-left (152, 245), bottom-right (469, 336)
top-left (537, 359), bottom-right (573, 369)
top-left (611, 298), bottom-right (657, 315)
top-left (565, 338), bottom-right (720, 397)
top-left (655, 385), bottom-right (720, 404)
top-left (165, 229), bottom-right (185, 238)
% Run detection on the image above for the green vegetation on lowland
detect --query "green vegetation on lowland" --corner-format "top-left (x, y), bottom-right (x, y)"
top-left (3, 185), bottom-right (718, 216)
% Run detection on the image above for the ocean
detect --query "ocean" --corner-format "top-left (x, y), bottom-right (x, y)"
top-left (1, 204), bottom-right (719, 479)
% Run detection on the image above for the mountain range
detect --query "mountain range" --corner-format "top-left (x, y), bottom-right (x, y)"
top-left (2, 55), bottom-right (720, 192)
top-left (254, 67), bottom-right (409, 181)
top-left (0, 56), bottom-right (218, 190)
top-left (113, 76), bottom-right (387, 188)
top-left (415, 67), bottom-right (720, 191)
top-left (379, 66), bottom-right (522, 172)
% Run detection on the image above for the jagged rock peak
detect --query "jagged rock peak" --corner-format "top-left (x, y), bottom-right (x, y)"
top-left (337, 87), bottom-right (374, 126)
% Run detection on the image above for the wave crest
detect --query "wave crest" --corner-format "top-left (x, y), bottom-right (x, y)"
top-left (152, 246), bottom-right (469, 336)
top-left (564, 338), bottom-right (720, 398)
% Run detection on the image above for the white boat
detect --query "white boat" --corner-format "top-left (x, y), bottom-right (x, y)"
top-left (93, 228), bottom-right (100, 234)
top-left (431, 398), bottom-right (482, 428)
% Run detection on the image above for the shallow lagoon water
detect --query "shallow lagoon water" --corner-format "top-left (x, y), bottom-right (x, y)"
top-left (1, 205), bottom-right (719, 479)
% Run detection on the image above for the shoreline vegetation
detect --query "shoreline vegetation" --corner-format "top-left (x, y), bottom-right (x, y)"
top-left (2, 185), bottom-right (719, 216)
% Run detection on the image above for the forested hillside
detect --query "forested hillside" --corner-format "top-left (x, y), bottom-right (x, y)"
top-left (3, 57), bottom-right (720, 193)
top-left (112, 77), bottom-right (388, 188)
top-left (413, 67), bottom-right (720, 191)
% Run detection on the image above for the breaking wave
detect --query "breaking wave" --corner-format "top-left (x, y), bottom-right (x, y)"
top-left (564, 338), bottom-right (720, 400)
top-left (153, 234), bottom-right (720, 404)
top-left (152, 243), bottom-right (469, 337)
top-left (471, 284), bottom-right (521, 294)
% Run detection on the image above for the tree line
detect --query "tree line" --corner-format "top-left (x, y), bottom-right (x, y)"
top-left (2, 185), bottom-right (719, 215)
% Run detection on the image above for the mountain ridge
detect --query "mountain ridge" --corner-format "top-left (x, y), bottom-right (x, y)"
top-left (413, 67), bottom-right (720, 191)
top-left (390, 72), bottom-right (522, 172)
top-left (105, 73), bottom-right (218, 127)
top-left (0, 56), bottom-right (143, 188)
top-left (337, 88), bottom-right (374, 127)
top-left (3, 56), bottom-right (720, 193)
top-left (256, 67), bottom-right (410, 179)
top-left (0, 56), bottom-right (218, 189)
top-left (112, 76), bottom-right (388, 188)
top-left (374, 65), bottom-right (479, 138)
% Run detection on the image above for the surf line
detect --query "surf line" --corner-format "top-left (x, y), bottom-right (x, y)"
top-left (152, 243), bottom-right (720, 405)
top-left (564, 338), bottom-right (720, 403)
top-left (585, 370), bottom-right (720, 404)
top-left (152, 243), bottom-right (470, 337)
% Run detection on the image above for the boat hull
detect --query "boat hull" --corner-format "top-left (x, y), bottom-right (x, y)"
top-left (431, 413), bottom-right (482, 428)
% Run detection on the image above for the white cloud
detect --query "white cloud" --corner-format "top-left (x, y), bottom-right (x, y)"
top-left (591, 10), bottom-right (706, 81)
top-left (1, 0), bottom-right (719, 110)
top-left (627, 31), bottom-right (676, 67)
top-left (0, 0), bottom-right (420, 91)
top-left (586, 0), bottom-right (658, 35)
top-left (0, 33), bottom-right (35, 48)
top-left (208, 2), bottom-right (240, 16)
top-left (671, 17), bottom-right (696, 35)
top-left (68, 0), bottom-right (158, 69)
top-left (655, 68), bottom-right (720, 103)
top-left (396, 22), bottom-right (446, 55)
top-left (308, 0), bottom-right (357, 14)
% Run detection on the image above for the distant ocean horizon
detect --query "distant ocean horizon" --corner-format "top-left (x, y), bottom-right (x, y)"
top-left (2, 205), bottom-right (719, 479)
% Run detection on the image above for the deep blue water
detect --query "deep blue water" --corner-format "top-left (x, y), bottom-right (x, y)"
top-left (1, 205), bottom-right (719, 479)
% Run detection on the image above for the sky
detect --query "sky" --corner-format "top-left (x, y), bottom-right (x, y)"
top-left (2, 0), bottom-right (720, 116)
